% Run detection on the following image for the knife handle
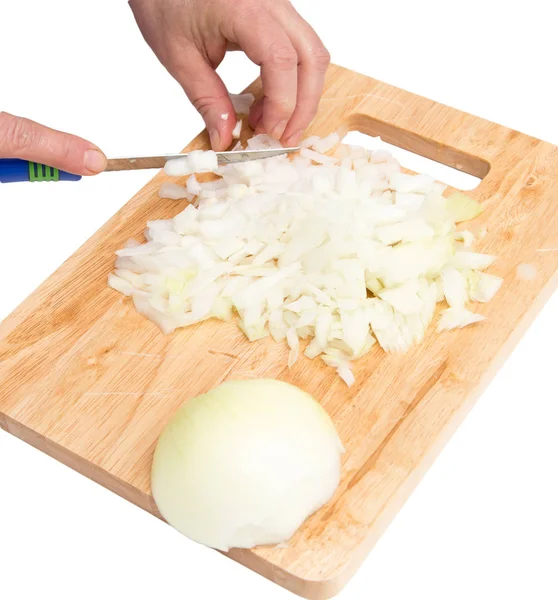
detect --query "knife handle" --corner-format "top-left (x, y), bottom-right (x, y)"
top-left (0, 159), bottom-right (82, 183)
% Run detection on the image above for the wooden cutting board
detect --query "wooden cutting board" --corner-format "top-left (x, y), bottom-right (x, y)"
top-left (1, 64), bottom-right (558, 599)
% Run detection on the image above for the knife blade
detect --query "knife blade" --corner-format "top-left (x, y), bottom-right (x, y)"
top-left (104, 147), bottom-right (300, 172)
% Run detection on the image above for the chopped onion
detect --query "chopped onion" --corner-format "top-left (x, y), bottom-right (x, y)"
top-left (441, 267), bottom-right (468, 308)
top-left (437, 307), bottom-right (486, 331)
top-left (247, 134), bottom-right (282, 150)
top-left (454, 229), bottom-right (475, 248)
top-left (378, 280), bottom-right (423, 315)
top-left (311, 132), bottom-right (340, 154)
top-left (230, 93), bottom-right (255, 115)
top-left (158, 182), bottom-right (193, 201)
top-left (453, 251), bottom-right (496, 271)
top-left (186, 174), bottom-right (201, 196)
top-left (300, 148), bottom-right (338, 164)
top-left (110, 134), bottom-right (503, 386)
top-left (395, 192), bottom-right (424, 211)
top-left (516, 263), bottom-right (537, 281)
top-left (470, 272), bottom-right (503, 302)
top-left (151, 379), bottom-right (343, 551)
top-left (232, 118), bottom-right (242, 139)
top-left (446, 192), bottom-right (483, 223)
top-left (389, 173), bottom-right (435, 194)
top-left (165, 150), bottom-right (218, 177)
top-left (300, 135), bottom-right (321, 148)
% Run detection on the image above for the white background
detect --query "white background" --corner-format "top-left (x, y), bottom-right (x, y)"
top-left (1, 1), bottom-right (557, 599)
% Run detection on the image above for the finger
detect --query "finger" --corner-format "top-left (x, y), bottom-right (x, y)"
top-left (166, 47), bottom-right (236, 151)
top-left (273, 7), bottom-right (331, 146)
top-left (248, 97), bottom-right (264, 131)
top-left (233, 17), bottom-right (298, 140)
top-left (0, 111), bottom-right (106, 175)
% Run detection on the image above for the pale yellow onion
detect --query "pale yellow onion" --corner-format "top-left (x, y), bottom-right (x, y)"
top-left (151, 379), bottom-right (344, 551)
top-left (446, 192), bottom-right (483, 223)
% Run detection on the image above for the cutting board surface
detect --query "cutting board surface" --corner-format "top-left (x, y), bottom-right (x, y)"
top-left (2, 65), bottom-right (558, 599)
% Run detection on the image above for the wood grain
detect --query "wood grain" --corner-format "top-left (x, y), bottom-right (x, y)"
top-left (1, 64), bottom-right (558, 599)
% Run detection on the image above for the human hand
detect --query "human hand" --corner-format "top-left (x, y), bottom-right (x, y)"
top-left (129, 0), bottom-right (330, 150)
top-left (0, 112), bottom-right (107, 175)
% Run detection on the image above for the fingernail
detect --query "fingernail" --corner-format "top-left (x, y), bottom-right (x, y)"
top-left (209, 129), bottom-right (220, 150)
top-left (284, 129), bottom-right (304, 146)
top-left (271, 120), bottom-right (289, 141)
top-left (84, 149), bottom-right (107, 174)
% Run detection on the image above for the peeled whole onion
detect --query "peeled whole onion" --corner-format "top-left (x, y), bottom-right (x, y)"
top-left (151, 379), bottom-right (344, 551)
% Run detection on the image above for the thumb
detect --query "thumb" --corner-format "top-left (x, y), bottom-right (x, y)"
top-left (170, 50), bottom-right (236, 151)
top-left (0, 112), bottom-right (107, 176)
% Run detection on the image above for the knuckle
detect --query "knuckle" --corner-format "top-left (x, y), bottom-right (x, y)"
top-left (235, 0), bottom-right (261, 21)
top-left (192, 95), bottom-right (215, 116)
top-left (190, 93), bottom-right (228, 118)
top-left (292, 105), bottom-right (318, 125)
top-left (308, 44), bottom-right (331, 71)
top-left (270, 96), bottom-right (295, 115)
top-left (267, 42), bottom-right (297, 71)
top-left (264, 91), bottom-right (295, 116)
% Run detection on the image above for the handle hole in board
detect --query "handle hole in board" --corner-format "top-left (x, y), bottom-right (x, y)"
top-left (340, 115), bottom-right (491, 191)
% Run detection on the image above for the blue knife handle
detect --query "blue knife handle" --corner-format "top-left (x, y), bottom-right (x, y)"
top-left (0, 159), bottom-right (82, 183)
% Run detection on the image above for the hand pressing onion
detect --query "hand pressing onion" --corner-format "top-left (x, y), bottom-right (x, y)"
top-left (129, 0), bottom-right (330, 149)
top-left (151, 379), bottom-right (344, 551)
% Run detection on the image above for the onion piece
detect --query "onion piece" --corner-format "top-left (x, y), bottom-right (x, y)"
top-left (454, 229), bottom-right (475, 248)
top-left (437, 307), bottom-right (486, 331)
top-left (441, 267), bottom-right (468, 308)
top-left (516, 263), bottom-right (537, 281)
top-left (287, 327), bottom-right (300, 367)
top-left (446, 192), bottom-right (483, 223)
top-left (312, 132), bottom-right (340, 154)
top-left (247, 134), bottom-right (282, 150)
top-left (165, 150), bottom-right (218, 177)
top-left (159, 182), bottom-right (193, 201)
top-left (300, 135), bottom-right (321, 148)
top-left (389, 173), bottom-right (435, 193)
top-left (470, 272), bottom-right (503, 302)
top-left (230, 93), bottom-right (255, 115)
top-left (232, 118), bottom-right (242, 139)
top-left (300, 148), bottom-right (338, 165)
top-left (378, 280), bottom-right (423, 315)
top-left (452, 251), bottom-right (496, 271)
top-left (186, 175), bottom-right (202, 196)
